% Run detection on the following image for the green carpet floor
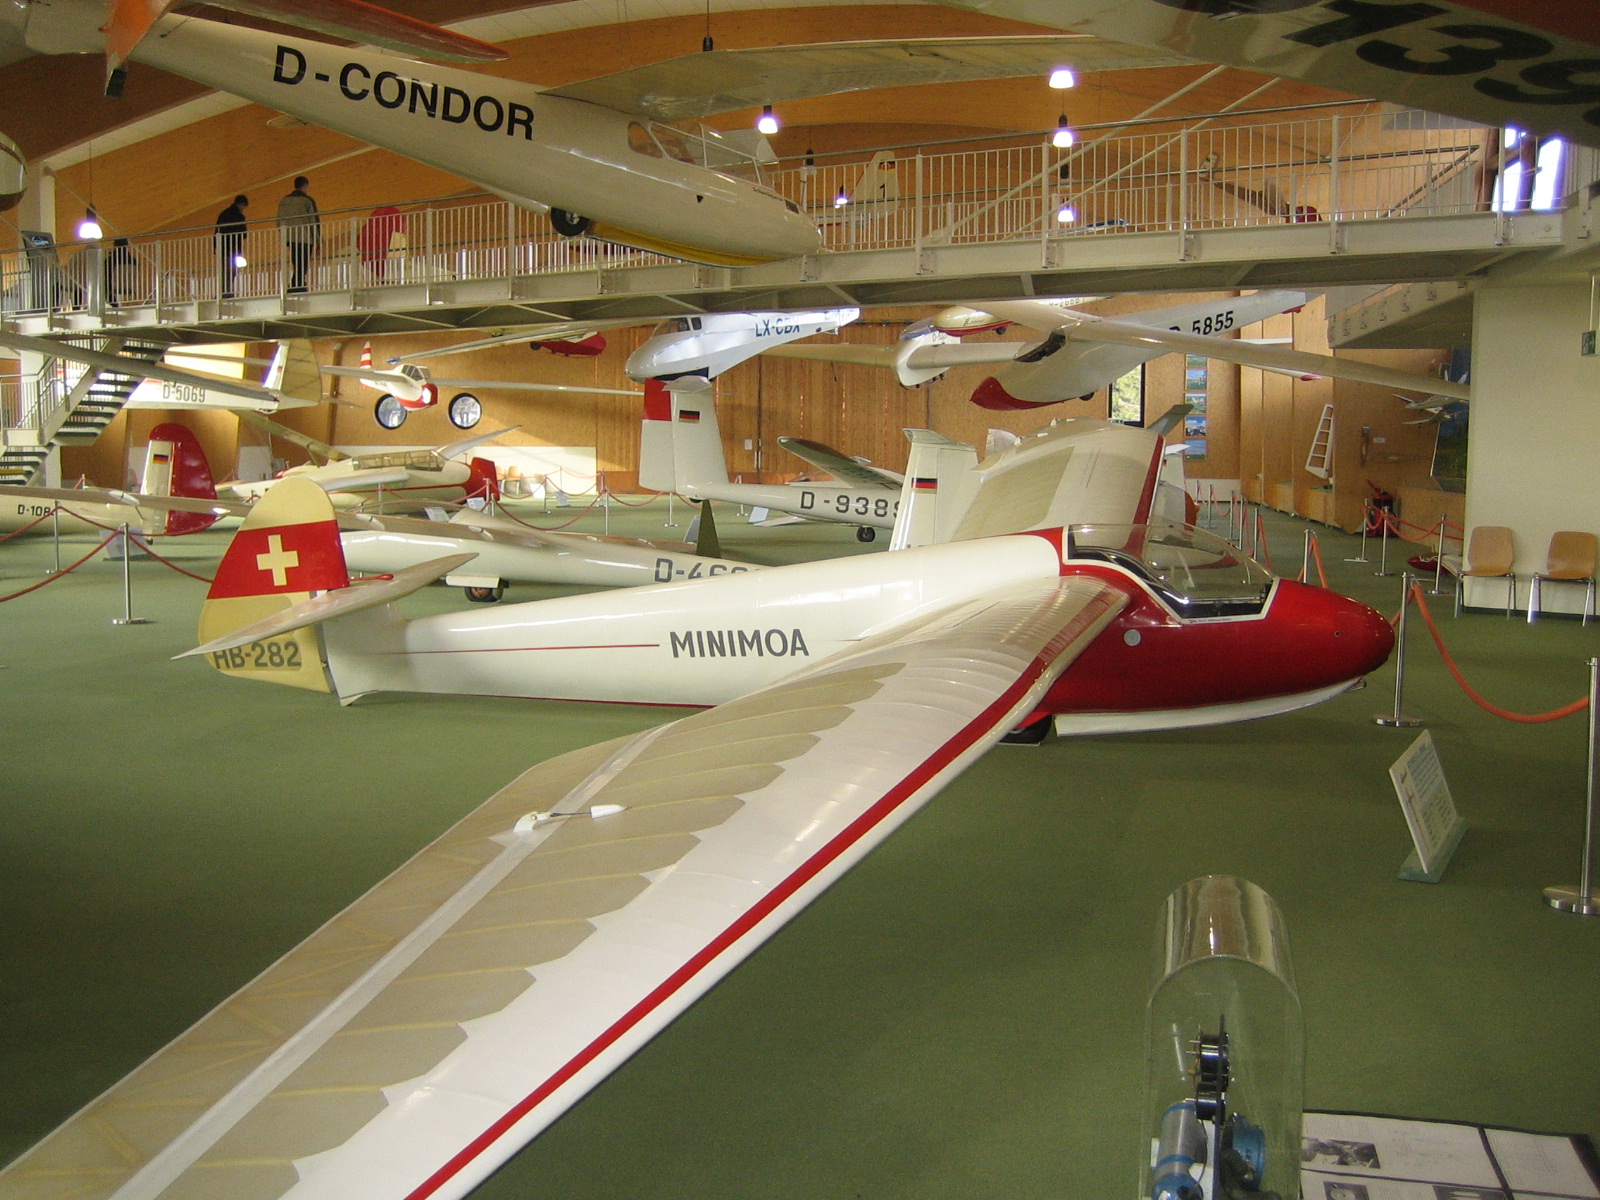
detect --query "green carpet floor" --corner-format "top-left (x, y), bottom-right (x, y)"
top-left (1, 498), bottom-right (1595, 1198)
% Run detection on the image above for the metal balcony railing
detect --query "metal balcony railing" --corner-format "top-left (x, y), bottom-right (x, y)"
top-left (1, 106), bottom-right (1590, 335)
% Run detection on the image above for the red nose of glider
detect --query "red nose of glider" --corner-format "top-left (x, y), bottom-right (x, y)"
top-left (971, 377), bottom-right (1036, 411)
top-left (1271, 580), bottom-right (1395, 689)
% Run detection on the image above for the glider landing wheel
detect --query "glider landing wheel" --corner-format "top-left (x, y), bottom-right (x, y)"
top-left (550, 209), bottom-right (593, 238)
top-left (464, 582), bottom-right (506, 604)
top-left (856, 526), bottom-right (876, 543)
top-left (448, 392), bottom-right (482, 429)
top-left (375, 394), bottom-right (407, 429)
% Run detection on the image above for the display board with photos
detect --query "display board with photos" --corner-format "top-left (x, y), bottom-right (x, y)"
top-left (1302, 1112), bottom-right (1600, 1200)
top-left (1184, 354), bottom-right (1208, 459)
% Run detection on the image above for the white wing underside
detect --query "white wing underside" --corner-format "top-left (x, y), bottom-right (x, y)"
top-left (776, 437), bottom-right (903, 489)
top-left (543, 35), bottom-right (1194, 122)
top-left (4, 577), bottom-right (1126, 1200)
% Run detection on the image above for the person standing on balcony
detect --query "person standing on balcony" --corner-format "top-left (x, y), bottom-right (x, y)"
top-left (276, 176), bottom-right (321, 293)
top-left (214, 194), bottom-right (248, 299)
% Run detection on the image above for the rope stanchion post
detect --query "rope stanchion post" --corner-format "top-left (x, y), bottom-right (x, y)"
top-left (1375, 572), bottom-right (1422, 728)
top-left (1428, 520), bottom-right (1448, 595)
top-left (110, 522), bottom-right (153, 626)
top-left (1300, 528), bottom-right (1312, 583)
top-left (1375, 511), bottom-right (1395, 576)
top-left (48, 506), bottom-right (61, 576)
top-left (1347, 500), bottom-right (1371, 563)
top-left (598, 471), bottom-right (611, 536)
top-left (1311, 535), bottom-right (1328, 589)
top-left (1545, 657), bottom-right (1600, 916)
top-left (665, 491), bottom-right (677, 529)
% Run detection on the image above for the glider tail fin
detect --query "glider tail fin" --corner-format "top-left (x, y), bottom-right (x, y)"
top-left (466, 456), bottom-right (499, 504)
top-left (143, 422), bottom-right (220, 535)
top-left (195, 477), bottom-right (347, 693)
top-left (638, 379), bottom-right (728, 495)
top-left (890, 429), bottom-right (978, 551)
top-left (264, 340), bottom-right (324, 408)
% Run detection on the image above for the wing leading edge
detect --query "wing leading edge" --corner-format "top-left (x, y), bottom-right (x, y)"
top-left (2, 575), bottom-right (1127, 1200)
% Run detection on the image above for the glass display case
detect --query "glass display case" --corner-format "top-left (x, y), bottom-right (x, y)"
top-left (1140, 876), bottom-right (1303, 1200)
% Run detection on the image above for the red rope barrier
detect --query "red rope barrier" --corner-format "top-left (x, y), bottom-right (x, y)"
top-left (139, 542), bottom-right (216, 583)
top-left (1381, 511), bottom-right (1464, 543)
top-left (1408, 583), bottom-right (1589, 723)
top-left (0, 508), bottom-right (61, 543)
top-left (605, 491), bottom-right (660, 507)
top-left (7, 504), bottom-right (219, 583)
top-left (0, 532), bottom-right (119, 602)
top-left (488, 493), bottom-right (604, 532)
top-left (1310, 536), bottom-right (1328, 589)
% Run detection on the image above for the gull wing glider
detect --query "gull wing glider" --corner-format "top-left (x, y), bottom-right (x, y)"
top-left (770, 292), bottom-right (1470, 408)
top-left (0, 410), bottom-right (1396, 1196)
top-left (14, 570), bottom-right (1119, 1200)
top-left (1057, 314), bottom-right (1474, 400)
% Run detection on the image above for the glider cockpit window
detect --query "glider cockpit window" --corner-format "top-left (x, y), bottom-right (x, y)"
top-left (627, 122), bottom-right (696, 165)
top-left (1068, 520), bottom-right (1272, 617)
top-left (669, 317), bottom-right (702, 333)
top-left (354, 449), bottom-right (445, 473)
top-left (627, 123), bottom-right (662, 159)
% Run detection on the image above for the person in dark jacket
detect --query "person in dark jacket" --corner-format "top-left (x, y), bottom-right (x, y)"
top-left (214, 194), bottom-right (248, 299)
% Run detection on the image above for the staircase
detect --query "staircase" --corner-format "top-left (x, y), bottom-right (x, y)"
top-left (0, 338), bottom-right (167, 484)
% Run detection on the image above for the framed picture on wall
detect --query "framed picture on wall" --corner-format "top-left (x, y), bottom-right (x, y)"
top-left (1110, 362), bottom-right (1144, 425)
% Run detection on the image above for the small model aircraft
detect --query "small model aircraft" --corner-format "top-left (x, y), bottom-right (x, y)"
top-left (0, 422), bottom-right (237, 536)
top-left (0, 408), bottom-right (1393, 1199)
top-left (638, 381), bottom-right (903, 542)
top-left (390, 309), bottom-right (862, 393)
top-left (334, 341), bottom-right (643, 430)
top-left (220, 427), bottom-right (510, 509)
top-left (769, 291), bottom-right (1474, 409)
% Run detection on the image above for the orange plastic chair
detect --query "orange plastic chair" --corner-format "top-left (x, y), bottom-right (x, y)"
top-left (1454, 525), bottom-right (1516, 618)
top-left (1527, 531), bottom-right (1597, 625)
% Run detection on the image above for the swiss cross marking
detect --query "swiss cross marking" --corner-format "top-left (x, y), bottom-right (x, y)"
top-left (256, 533), bottom-right (300, 586)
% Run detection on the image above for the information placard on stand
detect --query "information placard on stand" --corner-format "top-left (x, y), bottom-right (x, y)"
top-left (1389, 731), bottom-right (1466, 882)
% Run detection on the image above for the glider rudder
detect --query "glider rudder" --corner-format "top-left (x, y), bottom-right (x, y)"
top-left (144, 422), bottom-right (220, 535)
top-left (196, 477), bottom-right (347, 693)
